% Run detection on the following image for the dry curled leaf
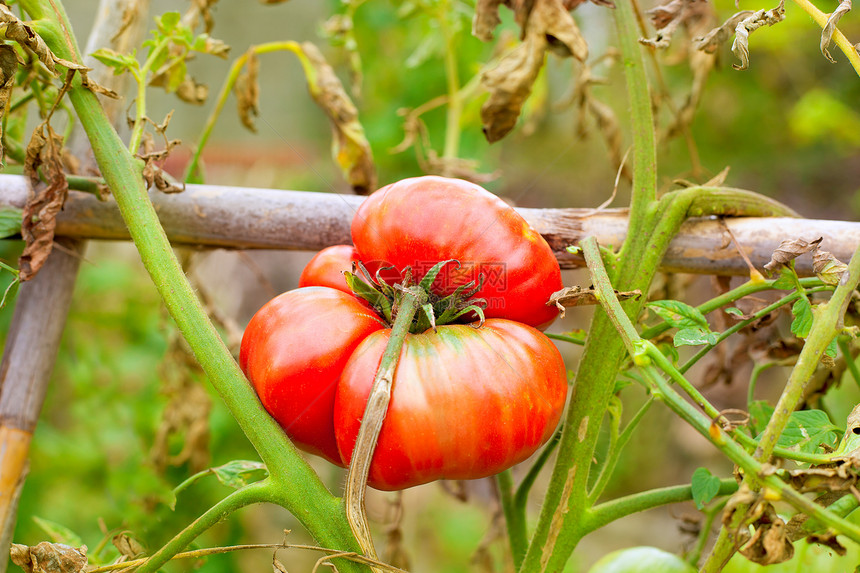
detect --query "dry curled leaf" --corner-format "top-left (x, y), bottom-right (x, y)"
top-left (763, 236), bottom-right (822, 274)
top-left (812, 245), bottom-right (848, 286)
top-left (0, 4), bottom-right (86, 75)
top-left (10, 542), bottom-right (88, 573)
top-left (480, 0), bottom-right (587, 142)
top-left (19, 123), bottom-right (68, 281)
top-left (297, 42), bottom-right (376, 194)
top-left (548, 285), bottom-right (641, 317)
top-left (694, 10), bottom-right (754, 52)
top-left (738, 504), bottom-right (795, 565)
top-left (821, 0), bottom-right (851, 63)
top-left (235, 50), bottom-right (260, 132)
top-left (473, 0), bottom-right (505, 41)
top-left (0, 43), bottom-right (18, 164)
top-left (731, 1), bottom-right (786, 70)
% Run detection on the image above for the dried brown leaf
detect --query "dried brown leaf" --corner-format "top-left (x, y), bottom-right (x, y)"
top-left (481, 39), bottom-right (545, 143)
top-left (0, 43), bottom-right (18, 164)
top-left (821, 0), bottom-right (851, 63)
top-left (473, 0), bottom-right (506, 41)
top-left (731, 1), bottom-right (786, 70)
top-left (298, 42), bottom-right (376, 194)
top-left (112, 532), bottom-right (145, 560)
top-left (10, 542), bottom-right (88, 573)
top-left (694, 11), bottom-right (754, 53)
top-left (0, 5), bottom-right (86, 75)
top-left (548, 286), bottom-right (641, 317)
top-left (738, 504), bottom-right (795, 565)
top-left (813, 245), bottom-right (848, 286)
top-left (763, 237), bottom-right (822, 273)
top-left (480, 0), bottom-right (587, 142)
top-left (235, 50), bottom-right (260, 132)
top-left (19, 124), bottom-right (68, 281)
top-left (174, 76), bottom-right (208, 104)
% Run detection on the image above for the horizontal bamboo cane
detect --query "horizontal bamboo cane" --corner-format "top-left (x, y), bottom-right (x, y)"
top-left (0, 174), bottom-right (854, 276)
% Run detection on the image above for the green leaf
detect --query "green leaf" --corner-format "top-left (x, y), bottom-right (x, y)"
top-left (32, 516), bottom-right (84, 547)
top-left (0, 206), bottom-right (22, 238)
top-left (749, 400), bottom-right (774, 435)
top-left (90, 48), bottom-right (138, 73)
top-left (648, 300), bottom-right (710, 329)
top-left (157, 11), bottom-right (182, 34)
top-left (691, 467), bottom-right (721, 510)
top-left (777, 409), bottom-right (841, 454)
top-left (211, 460), bottom-right (268, 489)
top-left (825, 338), bottom-right (838, 358)
top-left (772, 267), bottom-right (797, 290)
top-left (791, 297), bottom-right (813, 338)
top-left (673, 327), bottom-right (718, 347)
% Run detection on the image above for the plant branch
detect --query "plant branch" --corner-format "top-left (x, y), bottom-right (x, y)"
top-left (343, 289), bottom-right (424, 564)
top-left (791, 0), bottom-right (860, 76)
top-left (585, 479), bottom-right (738, 533)
top-left (134, 481), bottom-right (271, 573)
top-left (497, 469), bottom-right (528, 569)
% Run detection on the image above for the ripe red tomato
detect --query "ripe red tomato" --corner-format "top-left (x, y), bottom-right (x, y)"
top-left (241, 176), bottom-right (568, 489)
top-left (334, 319), bottom-right (567, 490)
top-left (239, 287), bottom-right (384, 465)
top-left (298, 245), bottom-right (358, 293)
top-left (351, 176), bottom-right (563, 328)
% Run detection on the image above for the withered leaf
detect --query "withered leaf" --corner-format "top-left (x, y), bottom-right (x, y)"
top-left (19, 124), bottom-right (68, 281)
top-left (812, 245), bottom-right (848, 286)
top-left (297, 42), bottom-right (376, 194)
top-left (473, 0), bottom-right (505, 41)
top-left (738, 503), bottom-right (795, 565)
top-left (480, 0), bottom-right (587, 142)
top-left (10, 542), bottom-right (88, 573)
top-left (821, 0), bottom-right (851, 63)
top-left (694, 11), bottom-right (754, 53)
top-left (548, 285), bottom-right (641, 317)
top-left (481, 39), bottom-right (545, 143)
top-left (0, 43), bottom-right (18, 165)
top-left (730, 1), bottom-right (786, 70)
top-left (174, 76), bottom-right (208, 104)
top-left (763, 237), bottom-right (822, 274)
top-left (235, 50), bottom-right (260, 132)
top-left (111, 532), bottom-right (146, 560)
top-left (0, 5), bottom-right (87, 76)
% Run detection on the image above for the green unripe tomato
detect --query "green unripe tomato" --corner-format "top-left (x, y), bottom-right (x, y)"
top-left (587, 547), bottom-right (697, 573)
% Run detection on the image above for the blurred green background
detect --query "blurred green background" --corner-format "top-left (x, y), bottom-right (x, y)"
top-left (4, 0), bottom-right (860, 571)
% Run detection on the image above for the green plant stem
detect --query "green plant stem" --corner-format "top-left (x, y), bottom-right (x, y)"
top-left (585, 479), bottom-right (738, 534)
top-left (791, 0), bottom-right (860, 76)
top-left (184, 41), bottom-right (303, 183)
top-left (439, 0), bottom-right (461, 169)
top-left (514, 427), bottom-right (562, 509)
top-left (135, 480), bottom-right (271, 573)
top-left (25, 2), bottom-right (364, 569)
top-left (497, 469), bottom-right (528, 569)
top-left (838, 337), bottom-right (860, 391)
top-left (128, 36), bottom-right (170, 154)
top-left (583, 237), bottom-right (860, 538)
top-left (640, 278), bottom-right (824, 341)
top-left (587, 397), bottom-right (653, 504)
top-left (688, 498), bottom-right (728, 568)
top-left (679, 287), bottom-right (832, 375)
top-left (342, 290), bottom-right (424, 564)
top-left (613, 0), bottom-right (655, 251)
top-left (546, 332), bottom-right (586, 346)
top-left (703, 245), bottom-right (860, 570)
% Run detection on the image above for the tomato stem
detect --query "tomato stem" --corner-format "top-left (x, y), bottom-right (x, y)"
top-left (343, 286), bottom-right (427, 564)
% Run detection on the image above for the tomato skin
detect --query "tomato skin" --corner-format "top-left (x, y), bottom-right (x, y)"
top-left (351, 176), bottom-right (563, 329)
top-left (334, 319), bottom-right (568, 490)
top-left (298, 245), bottom-right (358, 293)
top-left (239, 287), bottom-right (384, 465)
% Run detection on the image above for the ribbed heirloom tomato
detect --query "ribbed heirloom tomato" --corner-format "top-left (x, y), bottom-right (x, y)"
top-left (240, 176), bottom-right (568, 490)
